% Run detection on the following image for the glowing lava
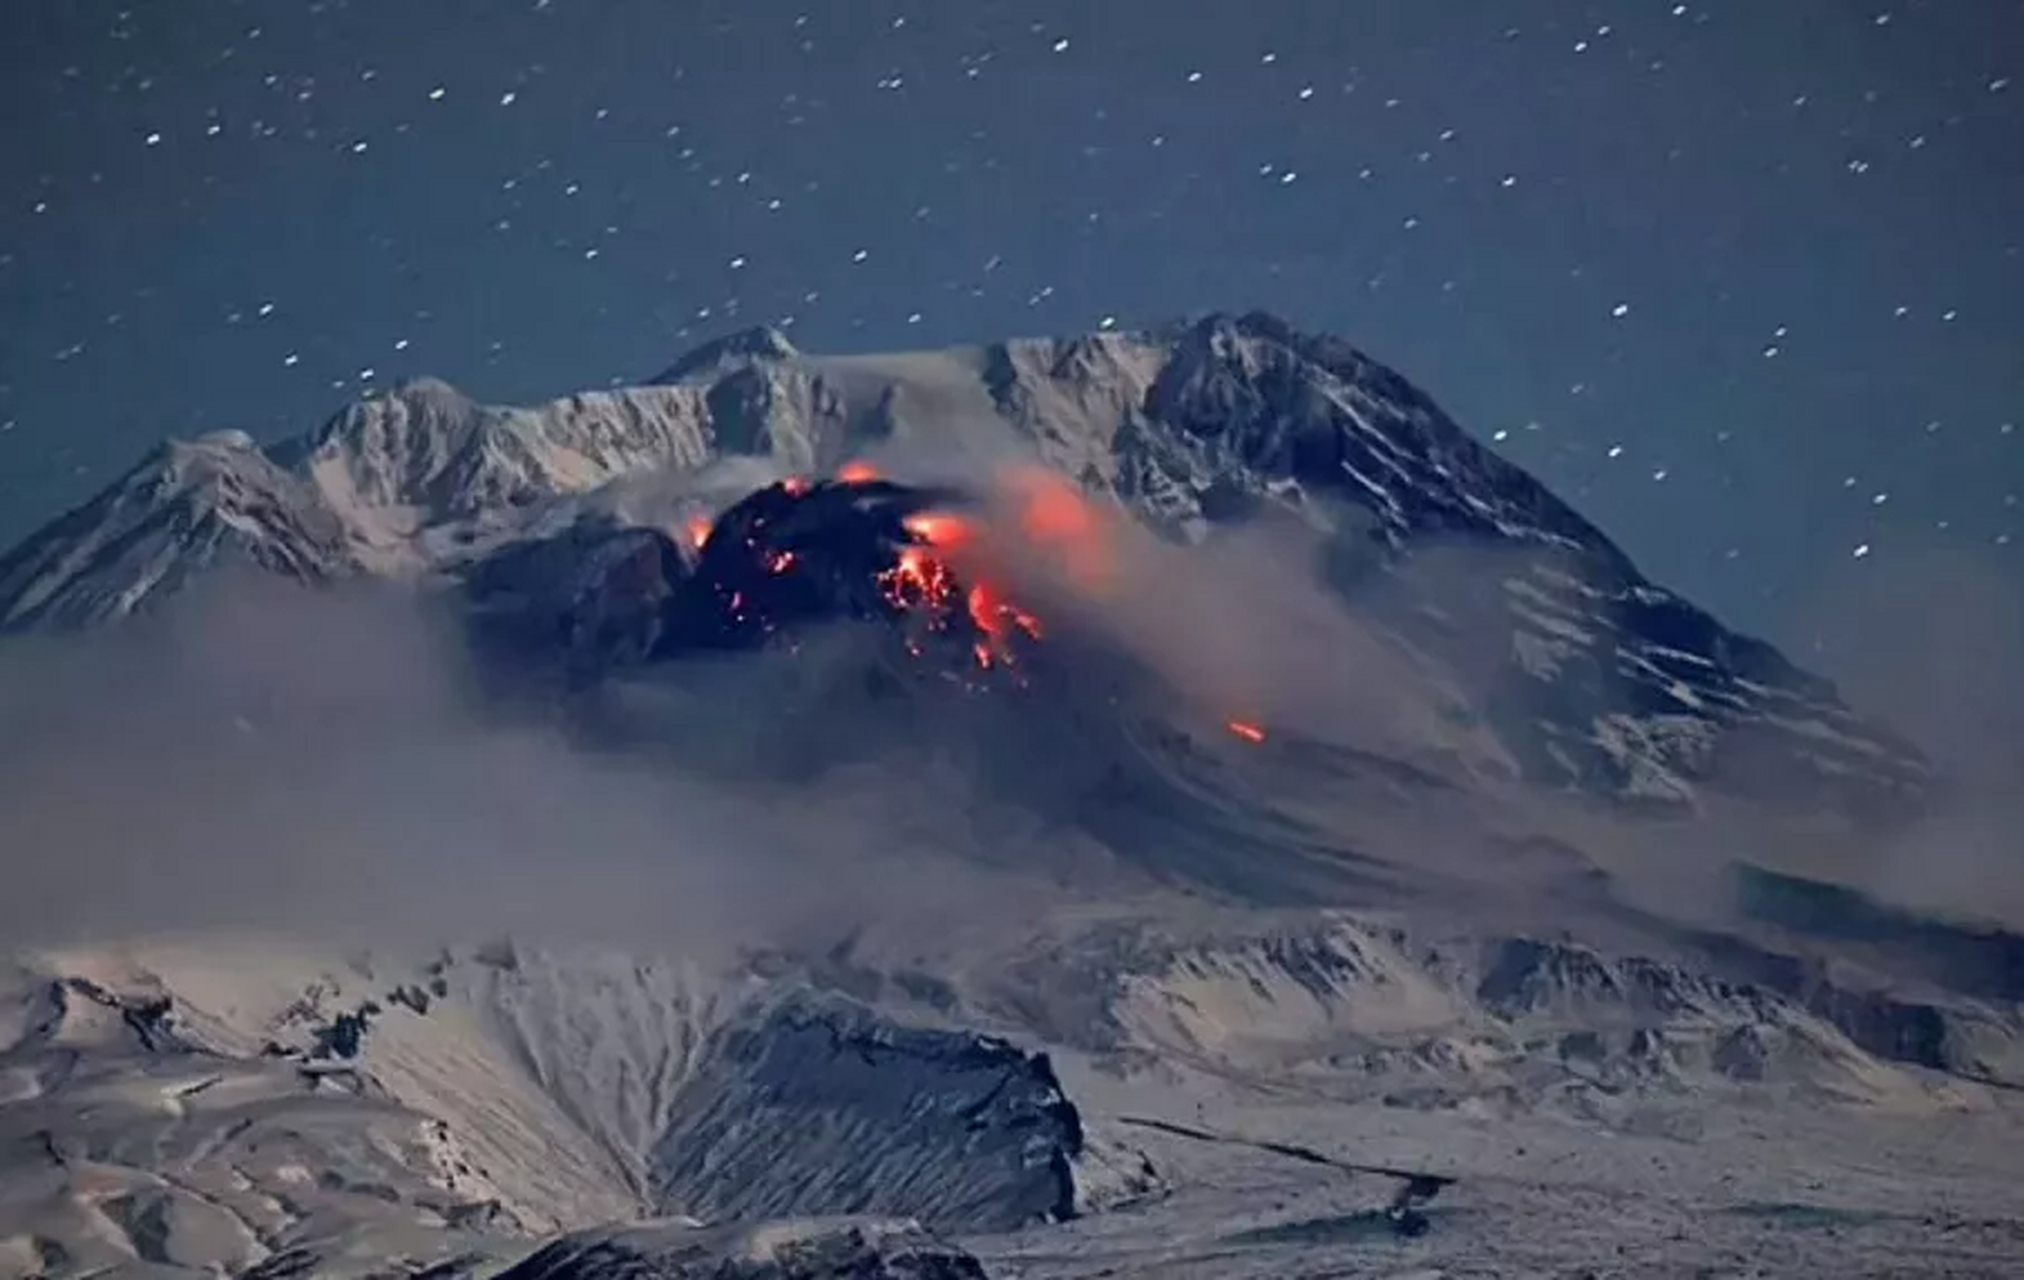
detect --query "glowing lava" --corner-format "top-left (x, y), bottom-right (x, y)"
top-left (877, 545), bottom-right (959, 613)
top-left (1001, 467), bottom-right (1116, 593)
top-left (901, 511), bottom-right (974, 551)
top-left (686, 474), bottom-right (1058, 676)
top-left (966, 580), bottom-right (1044, 666)
top-left (877, 504), bottom-right (1047, 671)
top-left (1226, 720), bottom-right (1267, 745)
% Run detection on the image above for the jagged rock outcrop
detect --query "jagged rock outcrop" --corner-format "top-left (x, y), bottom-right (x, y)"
top-left (647, 996), bottom-right (1092, 1233)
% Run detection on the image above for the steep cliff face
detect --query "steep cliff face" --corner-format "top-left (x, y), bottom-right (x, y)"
top-left (646, 996), bottom-right (1093, 1232)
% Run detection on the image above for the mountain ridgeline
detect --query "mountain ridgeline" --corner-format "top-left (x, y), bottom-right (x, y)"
top-left (0, 312), bottom-right (1927, 816)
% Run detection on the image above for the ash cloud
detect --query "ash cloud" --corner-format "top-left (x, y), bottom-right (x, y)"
top-left (866, 454), bottom-right (1513, 779)
top-left (1030, 503), bottom-right (1496, 765)
top-left (1770, 544), bottom-right (2024, 925)
top-left (0, 571), bottom-right (1072, 957)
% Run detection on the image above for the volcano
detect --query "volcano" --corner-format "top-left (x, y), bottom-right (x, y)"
top-left (3, 315), bottom-right (2021, 1280)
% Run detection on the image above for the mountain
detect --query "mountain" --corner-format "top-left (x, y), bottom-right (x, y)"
top-left (2, 316), bottom-right (2021, 1278)
top-left (4, 906), bottom-right (2021, 1278)
top-left (0, 312), bottom-right (1925, 816)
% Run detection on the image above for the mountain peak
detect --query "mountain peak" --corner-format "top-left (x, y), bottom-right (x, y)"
top-left (184, 427), bottom-right (261, 452)
top-left (652, 324), bottom-right (801, 383)
top-left (384, 374), bottom-right (477, 405)
top-left (121, 427), bottom-right (293, 499)
top-left (0, 428), bottom-right (354, 630)
top-left (1194, 309), bottom-right (1299, 343)
top-left (1135, 309), bottom-right (1300, 350)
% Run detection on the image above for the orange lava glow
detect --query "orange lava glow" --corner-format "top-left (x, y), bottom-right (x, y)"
top-left (1226, 720), bottom-right (1267, 745)
top-left (685, 514), bottom-right (714, 549)
top-left (902, 511), bottom-right (974, 551)
top-left (1001, 468), bottom-right (1116, 593)
top-left (875, 506), bottom-right (1050, 671)
top-left (966, 580), bottom-right (1044, 666)
top-left (837, 460), bottom-right (882, 484)
top-left (783, 476), bottom-right (812, 496)
top-left (878, 546), bottom-right (958, 613)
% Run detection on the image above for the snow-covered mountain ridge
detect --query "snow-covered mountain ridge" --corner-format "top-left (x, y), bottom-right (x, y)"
top-left (0, 313), bottom-right (1926, 815)
top-left (5, 902), bottom-right (2021, 1278)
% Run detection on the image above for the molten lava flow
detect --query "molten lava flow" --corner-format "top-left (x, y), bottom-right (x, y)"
top-left (682, 477), bottom-right (1058, 670)
top-left (837, 460), bottom-right (881, 484)
top-left (1226, 720), bottom-right (1267, 745)
top-left (966, 581), bottom-right (1044, 651)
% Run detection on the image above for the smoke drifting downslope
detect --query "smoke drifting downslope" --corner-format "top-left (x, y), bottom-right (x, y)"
top-left (1759, 546), bottom-right (2024, 926)
top-left (0, 572), bottom-right (1076, 954)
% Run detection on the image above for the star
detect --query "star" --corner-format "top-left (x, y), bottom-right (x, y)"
top-left (0, 0), bottom-right (2011, 657)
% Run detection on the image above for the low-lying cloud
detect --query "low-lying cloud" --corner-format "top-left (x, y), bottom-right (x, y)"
top-left (1770, 543), bottom-right (2024, 924)
top-left (0, 572), bottom-right (1075, 957)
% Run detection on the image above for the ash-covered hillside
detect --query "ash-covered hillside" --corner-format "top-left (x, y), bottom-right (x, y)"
top-left (0, 313), bottom-right (1926, 816)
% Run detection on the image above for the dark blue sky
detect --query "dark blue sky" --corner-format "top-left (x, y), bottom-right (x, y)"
top-left (2, 0), bottom-right (2019, 652)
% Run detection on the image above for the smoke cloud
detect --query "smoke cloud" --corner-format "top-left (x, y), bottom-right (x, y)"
top-left (1766, 543), bottom-right (2024, 924)
top-left (0, 571), bottom-right (1078, 957)
top-left (918, 462), bottom-right (1513, 778)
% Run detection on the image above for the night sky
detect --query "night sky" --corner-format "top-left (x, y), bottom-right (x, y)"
top-left (2, 0), bottom-right (2020, 655)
